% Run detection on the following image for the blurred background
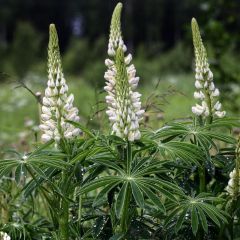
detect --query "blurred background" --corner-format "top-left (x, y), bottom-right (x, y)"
top-left (0, 0), bottom-right (240, 150)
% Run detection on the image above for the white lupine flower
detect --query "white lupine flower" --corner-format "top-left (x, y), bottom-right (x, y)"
top-left (215, 111), bottom-right (226, 118)
top-left (40, 24), bottom-right (81, 143)
top-left (194, 91), bottom-right (204, 100)
top-left (0, 232), bottom-right (11, 240)
top-left (226, 168), bottom-right (240, 196)
top-left (104, 3), bottom-right (144, 141)
top-left (192, 104), bottom-right (205, 116)
top-left (191, 18), bottom-right (225, 120)
top-left (195, 80), bottom-right (202, 89)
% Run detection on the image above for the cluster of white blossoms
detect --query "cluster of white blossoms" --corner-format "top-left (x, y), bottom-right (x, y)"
top-left (191, 18), bottom-right (226, 119)
top-left (226, 168), bottom-right (240, 196)
top-left (39, 24), bottom-right (81, 142)
top-left (104, 3), bottom-right (144, 141)
top-left (0, 232), bottom-right (10, 240)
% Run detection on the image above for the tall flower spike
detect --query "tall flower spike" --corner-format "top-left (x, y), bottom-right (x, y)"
top-left (39, 24), bottom-right (81, 143)
top-left (227, 136), bottom-right (240, 197)
top-left (191, 18), bottom-right (225, 120)
top-left (104, 3), bottom-right (144, 141)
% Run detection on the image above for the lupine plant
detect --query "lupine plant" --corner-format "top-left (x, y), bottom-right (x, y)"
top-left (0, 2), bottom-right (240, 240)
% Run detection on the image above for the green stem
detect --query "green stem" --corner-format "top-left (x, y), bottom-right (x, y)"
top-left (199, 167), bottom-right (206, 193)
top-left (59, 198), bottom-right (69, 240)
top-left (58, 171), bottom-right (70, 240)
top-left (126, 141), bottom-right (131, 175)
top-left (120, 141), bottom-right (132, 233)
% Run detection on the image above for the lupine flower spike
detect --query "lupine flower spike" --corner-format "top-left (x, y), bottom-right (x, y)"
top-left (104, 3), bottom-right (144, 141)
top-left (0, 232), bottom-right (11, 240)
top-left (226, 136), bottom-right (240, 198)
top-left (191, 18), bottom-right (225, 121)
top-left (39, 24), bottom-right (81, 142)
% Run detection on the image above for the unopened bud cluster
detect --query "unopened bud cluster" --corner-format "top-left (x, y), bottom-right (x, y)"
top-left (104, 3), bottom-right (144, 141)
top-left (40, 24), bottom-right (81, 142)
top-left (226, 168), bottom-right (240, 196)
top-left (0, 232), bottom-right (10, 240)
top-left (191, 18), bottom-right (225, 119)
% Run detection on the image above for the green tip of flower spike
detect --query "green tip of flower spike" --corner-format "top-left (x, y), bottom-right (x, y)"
top-left (48, 23), bottom-right (61, 72)
top-left (49, 24), bottom-right (59, 51)
top-left (110, 3), bottom-right (123, 42)
top-left (191, 18), bottom-right (201, 48)
top-left (191, 18), bottom-right (207, 58)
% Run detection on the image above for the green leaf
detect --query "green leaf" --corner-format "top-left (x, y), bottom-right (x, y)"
top-left (191, 206), bottom-right (199, 236)
top-left (130, 181), bottom-right (144, 208)
top-left (197, 205), bottom-right (208, 233)
top-left (79, 176), bottom-right (122, 195)
top-left (28, 157), bottom-right (70, 170)
top-left (175, 207), bottom-right (189, 233)
top-left (198, 204), bottom-right (220, 227)
top-left (109, 233), bottom-right (125, 240)
top-left (139, 183), bottom-right (165, 213)
top-left (29, 139), bottom-right (54, 157)
top-left (115, 182), bottom-right (129, 218)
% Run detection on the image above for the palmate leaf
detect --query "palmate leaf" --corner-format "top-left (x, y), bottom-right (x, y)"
top-left (141, 133), bottom-right (204, 166)
top-left (0, 140), bottom-right (69, 180)
top-left (165, 193), bottom-right (229, 235)
top-left (78, 142), bottom-right (183, 218)
top-left (150, 121), bottom-right (236, 152)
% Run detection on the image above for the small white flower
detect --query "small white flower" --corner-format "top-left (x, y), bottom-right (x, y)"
top-left (215, 111), bottom-right (226, 118)
top-left (194, 91), bottom-right (205, 100)
top-left (214, 101), bottom-right (221, 111)
top-left (209, 82), bottom-right (215, 91)
top-left (125, 54), bottom-right (132, 64)
top-left (195, 80), bottom-right (202, 89)
top-left (105, 59), bottom-right (114, 67)
top-left (192, 104), bottom-right (205, 116)
top-left (212, 88), bottom-right (220, 97)
top-left (207, 70), bottom-right (213, 80)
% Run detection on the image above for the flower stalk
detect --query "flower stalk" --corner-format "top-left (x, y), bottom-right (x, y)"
top-left (104, 2), bottom-right (144, 142)
top-left (39, 24), bottom-right (81, 143)
top-left (191, 18), bottom-right (225, 124)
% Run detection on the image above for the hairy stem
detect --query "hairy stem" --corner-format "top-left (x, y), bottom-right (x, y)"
top-left (59, 198), bottom-right (69, 240)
